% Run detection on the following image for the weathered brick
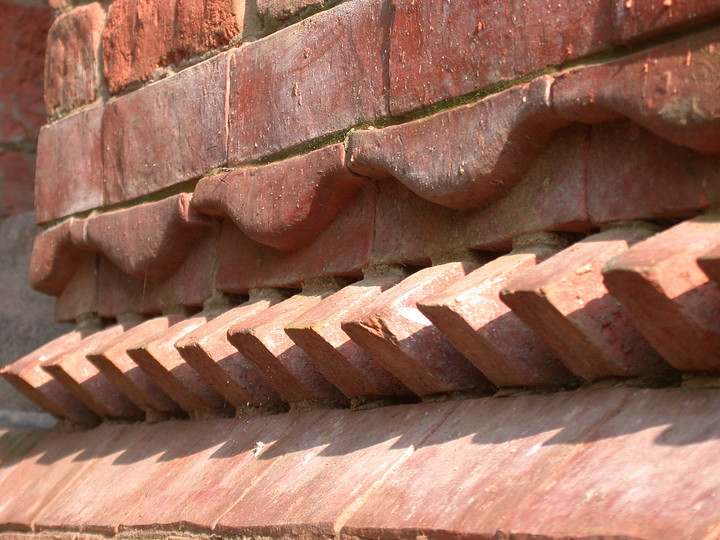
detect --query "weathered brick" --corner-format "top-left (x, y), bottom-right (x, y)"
top-left (175, 294), bottom-right (286, 410)
top-left (126, 316), bottom-right (231, 415)
top-left (342, 261), bottom-right (492, 396)
top-left (257, 0), bottom-right (336, 22)
top-left (194, 144), bottom-right (364, 250)
top-left (285, 266), bottom-right (412, 400)
top-left (227, 280), bottom-right (348, 404)
top-left (41, 322), bottom-right (144, 420)
top-left (54, 254), bottom-right (99, 323)
top-left (86, 316), bottom-right (185, 416)
top-left (348, 76), bottom-right (567, 209)
top-left (553, 28), bottom-right (720, 154)
top-left (102, 53), bottom-right (227, 205)
top-left (227, 0), bottom-right (388, 164)
top-left (35, 106), bottom-right (104, 223)
top-left (603, 216), bottom-right (720, 372)
top-left (0, 1), bottom-right (51, 144)
top-left (613, 0), bottom-right (720, 43)
top-left (388, 0), bottom-right (613, 114)
top-left (501, 225), bottom-right (667, 381)
top-left (587, 120), bottom-right (720, 223)
top-left (102, 0), bottom-right (242, 93)
top-left (216, 186), bottom-right (374, 292)
top-left (0, 330), bottom-right (99, 424)
top-left (0, 150), bottom-right (35, 219)
top-left (44, 3), bottom-right (105, 116)
top-left (418, 235), bottom-right (576, 388)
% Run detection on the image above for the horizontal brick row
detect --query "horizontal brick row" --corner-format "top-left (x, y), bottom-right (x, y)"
top-left (36, 6), bottom-right (720, 222)
top-left (7, 214), bottom-right (720, 425)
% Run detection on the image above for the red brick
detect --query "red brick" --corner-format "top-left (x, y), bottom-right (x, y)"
top-left (388, 0), bottom-right (613, 114)
top-left (587, 120), bottom-right (720, 223)
top-left (175, 294), bottom-right (286, 411)
top-left (102, 0), bottom-right (241, 94)
top-left (216, 186), bottom-right (374, 292)
top-left (614, 0), bottom-right (720, 43)
top-left (257, 0), bottom-right (336, 22)
top-left (285, 266), bottom-right (412, 400)
top-left (348, 76), bottom-right (567, 209)
top-left (227, 281), bottom-right (348, 405)
top-left (194, 144), bottom-right (365, 250)
top-left (54, 254), bottom-right (99, 323)
top-left (0, 329), bottom-right (100, 425)
top-left (126, 315), bottom-right (231, 415)
top-left (0, 1), bottom-right (51, 144)
top-left (501, 225), bottom-right (667, 381)
top-left (41, 322), bottom-right (144, 420)
top-left (418, 235), bottom-right (576, 388)
top-left (342, 261), bottom-right (492, 396)
top-left (0, 150), bottom-right (35, 218)
top-left (44, 3), bottom-right (105, 116)
top-left (102, 53), bottom-right (227, 205)
top-left (553, 28), bottom-right (720, 155)
top-left (35, 106), bottom-right (104, 223)
top-left (697, 245), bottom-right (720, 284)
top-left (30, 218), bottom-right (84, 295)
top-left (86, 316), bottom-right (186, 416)
top-left (227, 0), bottom-right (388, 164)
top-left (603, 216), bottom-right (720, 372)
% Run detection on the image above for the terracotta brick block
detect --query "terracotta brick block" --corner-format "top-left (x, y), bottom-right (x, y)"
top-left (175, 295), bottom-right (285, 411)
top-left (102, 0), bottom-right (241, 93)
top-left (227, 0), bottom-right (388, 164)
top-left (501, 225), bottom-right (666, 381)
top-left (102, 53), bottom-right (227, 205)
top-left (587, 120), bottom-right (720, 223)
top-left (418, 235), bottom-right (576, 388)
top-left (257, 0), bottom-right (336, 22)
top-left (44, 3), bottom-right (105, 116)
top-left (127, 315), bottom-right (230, 415)
top-left (195, 144), bottom-right (365, 250)
top-left (35, 106), bottom-right (104, 223)
top-left (388, 0), bottom-right (614, 114)
top-left (0, 1), bottom-right (51, 144)
top-left (613, 0), bottom-right (720, 43)
top-left (285, 267), bottom-right (412, 400)
top-left (86, 316), bottom-right (185, 415)
top-left (0, 330), bottom-right (99, 425)
top-left (553, 28), bottom-right (720, 155)
top-left (227, 281), bottom-right (348, 404)
top-left (603, 216), bottom-right (720, 372)
top-left (0, 150), bottom-right (35, 219)
top-left (342, 261), bottom-right (491, 396)
top-left (216, 186), bottom-right (374, 292)
top-left (348, 76), bottom-right (568, 209)
top-left (54, 254), bottom-right (99, 323)
top-left (41, 322), bottom-right (144, 420)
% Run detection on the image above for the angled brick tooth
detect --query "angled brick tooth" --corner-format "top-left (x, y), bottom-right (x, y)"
top-left (417, 234), bottom-right (577, 388)
top-left (341, 260), bottom-right (492, 397)
top-left (500, 225), bottom-right (668, 381)
top-left (175, 293), bottom-right (287, 411)
top-left (127, 314), bottom-right (232, 415)
top-left (227, 280), bottom-right (349, 405)
top-left (41, 322), bottom-right (144, 420)
top-left (285, 266), bottom-right (413, 400)
top-left (86, 316), bottom-right (186, 416)
top-left (603, 216), bottom-right (720, 372)
top-left (0, 330), bottom-right (99, 425)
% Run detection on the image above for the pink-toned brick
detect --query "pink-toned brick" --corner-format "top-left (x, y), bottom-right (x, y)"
top-left (54, 254), bottom-right (99, 323)
top-left (342, 261), bottom-right (492, 396)
top-left (418, 235), bottom-right (576, 388)
top-left (44, 3), bottom-right (105, 116)
top-left (603, 216), bottom-right (720, 372)
top-left (102, 53), bottom-right (227, 205)
top-left (35, 106), bottom-right (104, 223)
top-left (285, 267), bottom-right (412, 400)
top-left (0, 150), bottom-right (35, 219)
top-left (501, 225), bottom-right (668, 381)
top-left (102, 0), bottom-right (241, 94)
top-left (227, 281), bottom-right (348, 405)
top-left (194, 144), bottom-right (365, 250)
top-left (227, 0), bottom-right (388, 164)
top-left (175, 294), bottom-right (285, 411)
top-left (698, 245), bottom-right (720, 285)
